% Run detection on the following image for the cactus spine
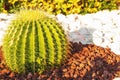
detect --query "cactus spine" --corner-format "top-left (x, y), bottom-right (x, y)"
top-left (3, 10), bottom-right (70, 73)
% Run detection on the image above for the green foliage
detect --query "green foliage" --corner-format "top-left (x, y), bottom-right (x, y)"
top-left (3, 9), bottom-right (70, 74)
top-left (5, 0), bottom-right (117, 14)
top-left (0, 0), bottom-right (9, 13)
top-left (0, 0), bottom-right (4, 12)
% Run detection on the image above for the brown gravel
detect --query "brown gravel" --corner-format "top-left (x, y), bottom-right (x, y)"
top-left (0, 42), bottom-right (120, 80)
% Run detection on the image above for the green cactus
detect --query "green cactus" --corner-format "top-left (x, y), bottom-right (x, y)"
top-left (3, 9), bottom-right (70, 73)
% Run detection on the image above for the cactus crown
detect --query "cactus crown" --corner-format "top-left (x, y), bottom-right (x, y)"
top-left (3, 9), bottom-right (70, 73)
top-left (16, 9), bottom-right (46, 21)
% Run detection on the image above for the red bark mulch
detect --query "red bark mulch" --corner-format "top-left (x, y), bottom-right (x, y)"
top-left (0, 42), bottom-right (120, 80)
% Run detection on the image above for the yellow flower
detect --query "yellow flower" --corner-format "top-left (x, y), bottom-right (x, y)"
top-left (94, 2), bottom-right (100, 7)
top-left (2, 9), bottom-right (8, 13)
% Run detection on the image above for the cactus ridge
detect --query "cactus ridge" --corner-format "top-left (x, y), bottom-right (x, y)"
top-left (3, 10), bottom-right (69, 73)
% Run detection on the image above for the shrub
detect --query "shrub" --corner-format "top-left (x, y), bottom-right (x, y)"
top-left (2, 9), bottom-right (70, 74)
top-left (5, 0), bottom-right (117, 14)
top-left (0, 0), bottom-right (4, 12)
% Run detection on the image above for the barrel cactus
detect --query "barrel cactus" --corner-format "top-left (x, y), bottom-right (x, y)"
top-left (2, 9), bottom-right (70, 73)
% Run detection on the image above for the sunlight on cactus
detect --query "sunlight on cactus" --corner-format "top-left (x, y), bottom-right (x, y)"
top-left (2, 9), bottom-right (70, 74)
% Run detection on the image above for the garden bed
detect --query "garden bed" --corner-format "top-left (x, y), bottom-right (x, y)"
top-left (0, 9), bottom-right (120, 80)
top-left (0, 42), bottom-right (120, 80)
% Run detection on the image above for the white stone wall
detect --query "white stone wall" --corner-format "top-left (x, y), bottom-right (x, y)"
top-left (56, 10), bottom-right (120, 55)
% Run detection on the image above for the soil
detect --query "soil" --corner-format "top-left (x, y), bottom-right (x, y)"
top-left (0, 42), bottom-right (120, 80)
